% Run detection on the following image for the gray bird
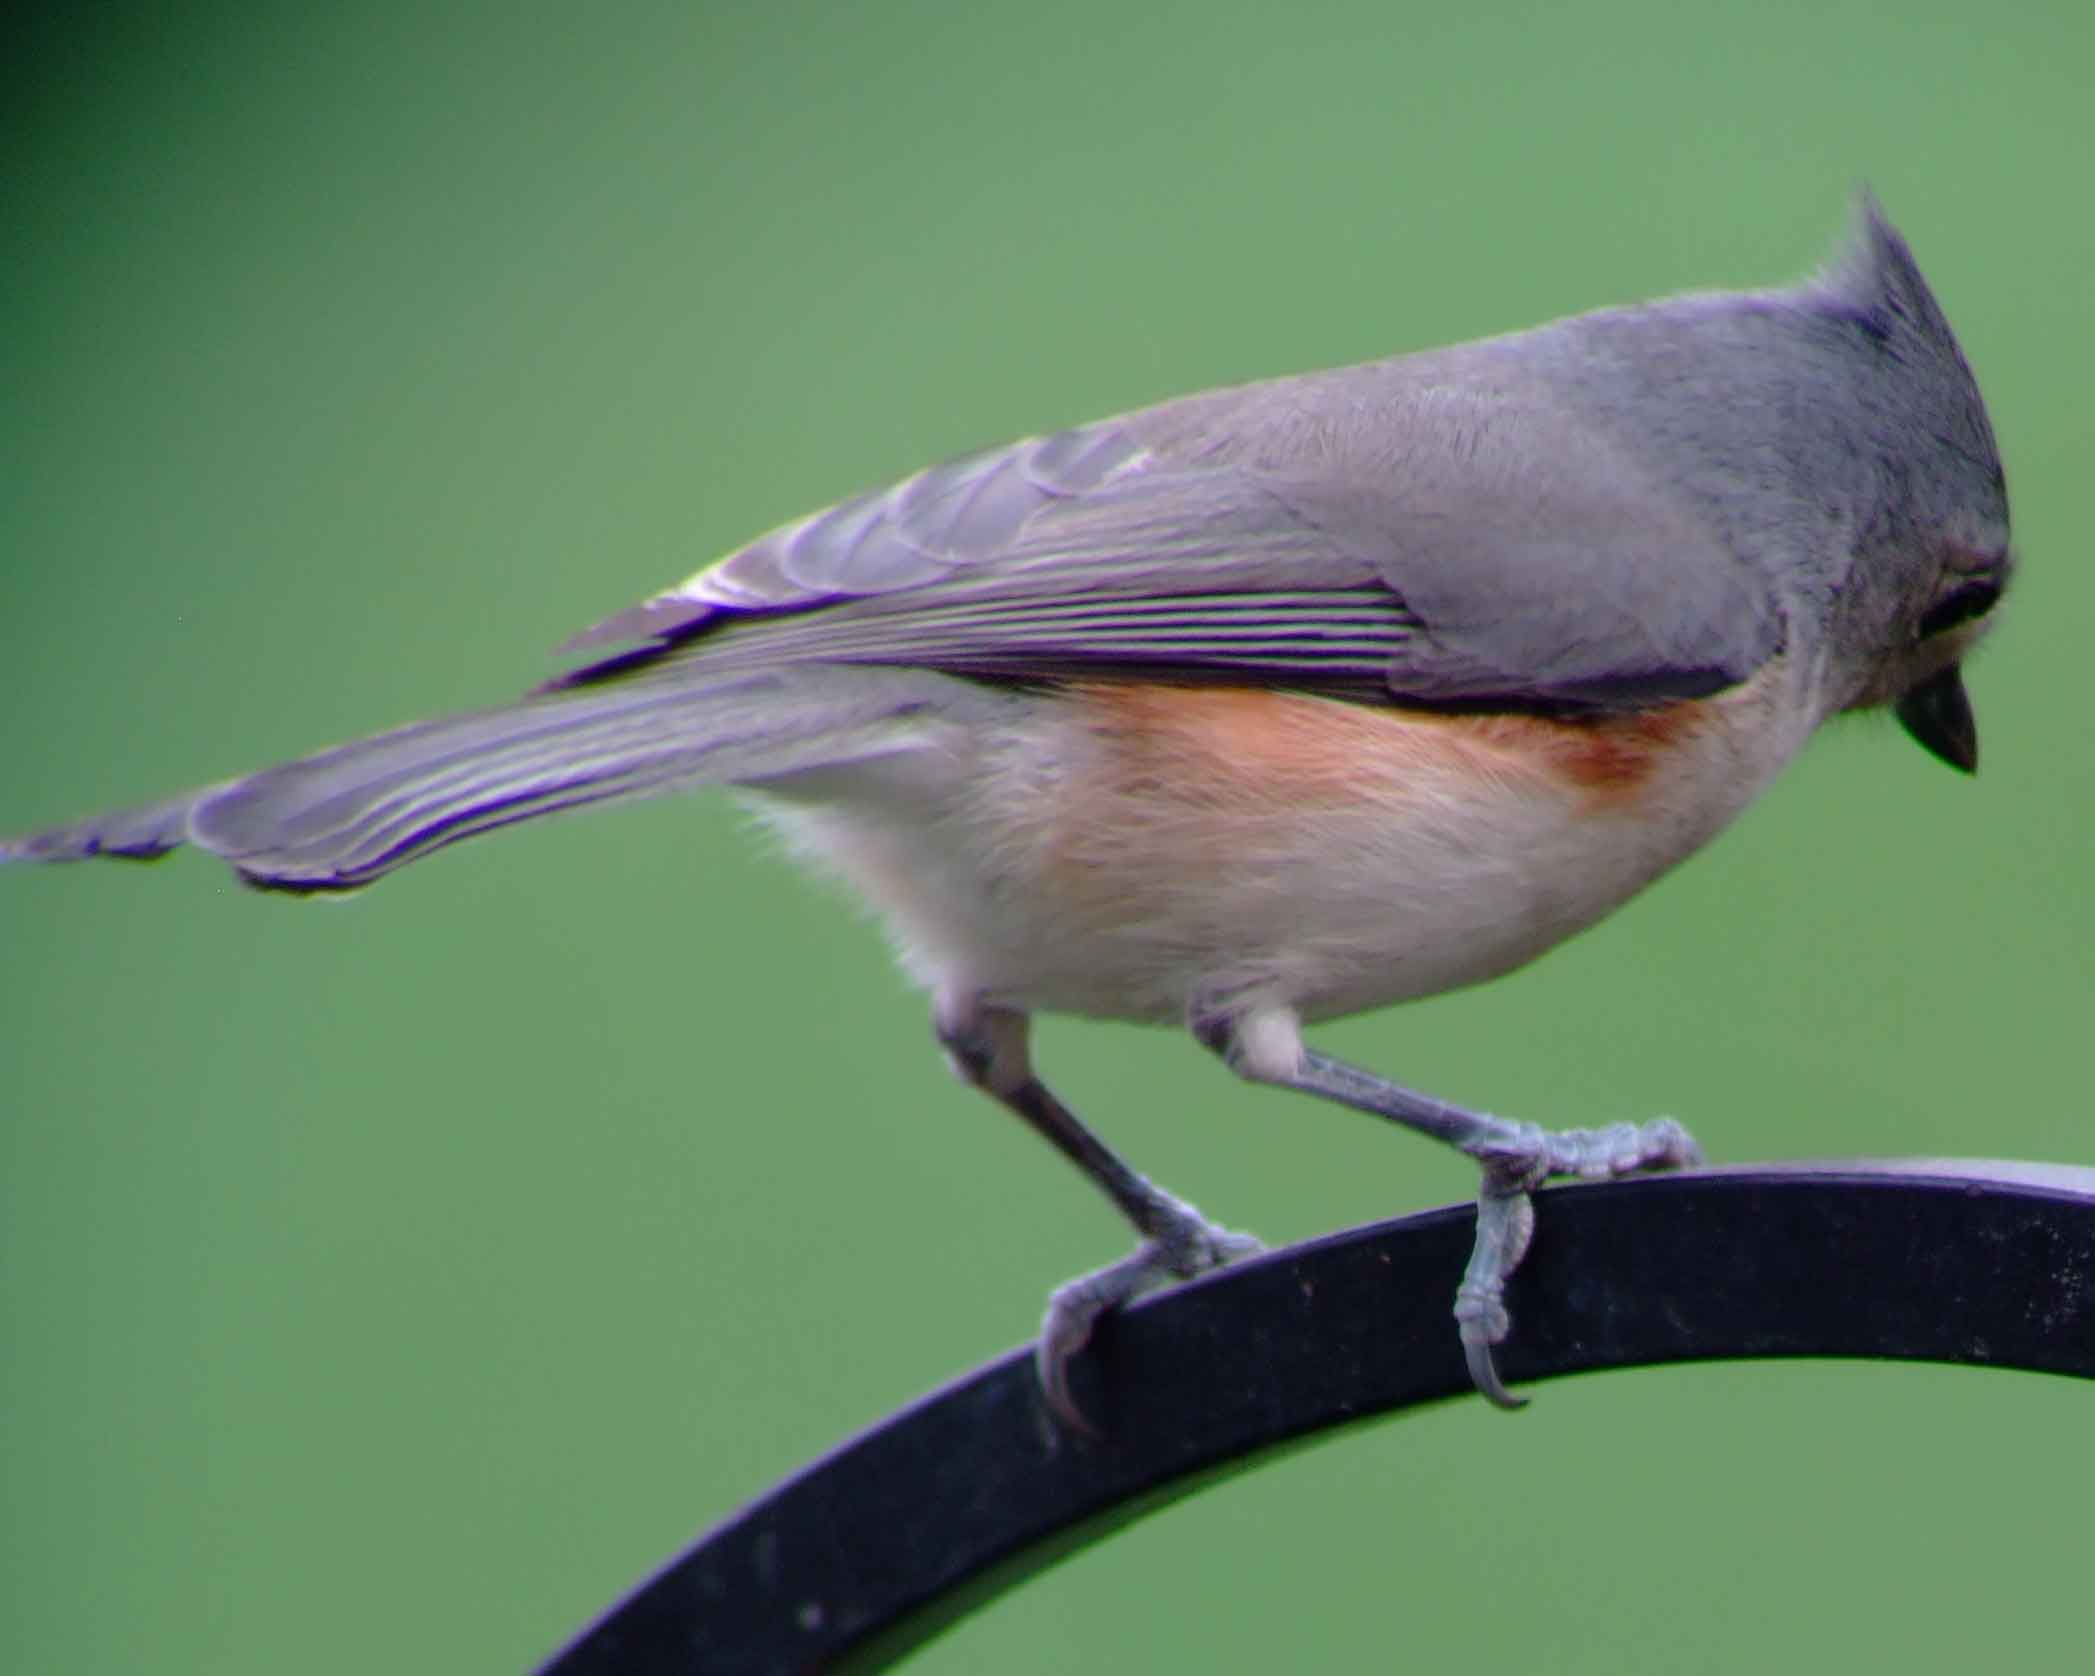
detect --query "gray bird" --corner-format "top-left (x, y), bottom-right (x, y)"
top-left (4, 194), bottom-right (2011, 1420)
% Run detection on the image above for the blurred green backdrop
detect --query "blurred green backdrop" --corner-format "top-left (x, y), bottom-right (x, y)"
top-left (5, 2), bottom-right (2092, 1671)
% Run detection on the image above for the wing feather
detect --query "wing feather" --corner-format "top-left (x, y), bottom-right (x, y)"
top-left (557, 386), bottom-right (1782, 710)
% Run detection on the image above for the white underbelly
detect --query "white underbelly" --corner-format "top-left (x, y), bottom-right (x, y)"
top-left (741, 668), bottom-right (1811, 1026)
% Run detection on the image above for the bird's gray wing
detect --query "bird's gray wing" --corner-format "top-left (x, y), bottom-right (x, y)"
top-left (557, 407), bottom-right (1782, 709)
top-left (564, 422), bottom-right (1156, 649)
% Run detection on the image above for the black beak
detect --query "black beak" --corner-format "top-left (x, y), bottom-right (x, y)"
top-left (1896, 664), bottom-right (1979, 774)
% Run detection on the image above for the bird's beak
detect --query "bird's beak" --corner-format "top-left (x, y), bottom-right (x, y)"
top-left (1896, 664), bottom-right (1979, 774)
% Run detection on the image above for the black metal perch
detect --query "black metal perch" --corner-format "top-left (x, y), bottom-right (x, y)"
top-left (537, 1160), bottom-right (2095, 1675)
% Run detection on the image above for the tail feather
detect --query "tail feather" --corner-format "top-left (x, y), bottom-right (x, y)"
top-left (4, 665), bottom-right (998, 892)
top-left (0, 789), bottom-right (207, 865)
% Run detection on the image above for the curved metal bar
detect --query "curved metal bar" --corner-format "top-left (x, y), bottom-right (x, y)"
top-left (536, 1161), bottom-right (2095, 1675)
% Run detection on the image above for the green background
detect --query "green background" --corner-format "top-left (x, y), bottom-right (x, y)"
top-left (5, 2), bottom-right (2091, 1670)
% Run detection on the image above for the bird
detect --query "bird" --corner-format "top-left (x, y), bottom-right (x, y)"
top-left (3, 194), bottom-right (2011, 1423)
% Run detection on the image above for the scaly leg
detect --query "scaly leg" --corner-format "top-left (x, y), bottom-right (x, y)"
top-left (936, 995), bottom-right (1263, 1430)
top-left (1195, 1002), bottom-right (1700, 1408)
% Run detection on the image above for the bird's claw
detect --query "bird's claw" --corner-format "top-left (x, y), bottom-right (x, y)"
top-left (1035, 1201), bottom-right (1263, 1432)
top-left (1453, 1115), bottom-right (1701, 1409)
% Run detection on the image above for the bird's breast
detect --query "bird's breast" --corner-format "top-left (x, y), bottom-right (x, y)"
top-left (743, 666), bottom-right (1805, 1025)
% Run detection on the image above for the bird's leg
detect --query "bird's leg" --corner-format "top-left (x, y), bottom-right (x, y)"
top-left (1194, 1002), bottom-right (1701, 1409)
top-left (936, 994), bottom-right (1263, 1430)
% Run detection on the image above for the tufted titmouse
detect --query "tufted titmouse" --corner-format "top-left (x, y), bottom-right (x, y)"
top-left (5, 196), bottom-right (2010, 1420)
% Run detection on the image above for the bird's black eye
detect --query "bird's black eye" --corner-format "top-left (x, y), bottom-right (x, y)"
top-left (1918, 579), bottom-right (2001, 639)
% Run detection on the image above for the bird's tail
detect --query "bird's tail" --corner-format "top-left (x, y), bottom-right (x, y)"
top-left (2, 664), bottom-right (998, 893)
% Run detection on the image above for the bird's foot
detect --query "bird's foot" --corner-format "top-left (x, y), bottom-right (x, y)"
top-left (1036, 1195), bottom-right (1263, 1432)
top-left (1455, 1117), bottom-right (1702, 1407)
